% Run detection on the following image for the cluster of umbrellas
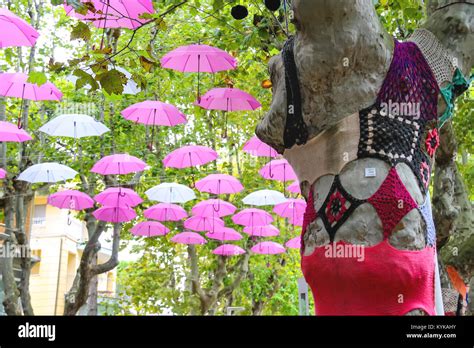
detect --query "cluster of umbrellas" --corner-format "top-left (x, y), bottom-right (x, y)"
top-left (0, 4), bottom-right (304, 261)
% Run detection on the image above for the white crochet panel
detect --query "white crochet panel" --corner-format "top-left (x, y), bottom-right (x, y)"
top-left (408, 28), bottom-right (457, 88)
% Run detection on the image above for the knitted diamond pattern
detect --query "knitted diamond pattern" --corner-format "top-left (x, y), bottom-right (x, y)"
top-left (367, 167), bottom-right (418, 238)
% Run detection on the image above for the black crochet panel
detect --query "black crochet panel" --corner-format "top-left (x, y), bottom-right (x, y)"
top-left (358, 103), bottom-right (431, 192)
top-left (316, 175), bottom-right (363, 242)
top-left (282, 36), bottom-right (308, 149)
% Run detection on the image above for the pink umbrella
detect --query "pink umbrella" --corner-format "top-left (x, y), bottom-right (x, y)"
top-left (64, 0), bottom-right (154, 29)
top-left (144, 203), bottom-right (188, 221)
top-left (0, 168), bottom-right (6, 179)
top-left (243, 225), bottom-right (280, 237)
top-left (121, 100), bottom-right (187, 126)
top-left (212, 244), bottom-right (245, 256)
top-left (192, 199), bottom-right (236, 217)
top-left (206, 227), bottom-right (242, 241)
top-left (171, 231), bottom-right (207, 245)
top-left (259, 159), bottom-right (297, 183)
top-left (242, 136), bottom-right (278, 158)
top-left (91, 154), bottom-right (147, 175)
top-left (195, 87), bottom-right (261, 111)
top-left (232, 208), bottom-right (273, 227)
top-left (161, 44), bottom-right (237, 73)
top-left (0, 73), bottom-right (62, 101)
top-left (195, 174), bottom-right (243, 195)
top-left (161, 44), bottom-right (237, 101)
top-left (288, 214), bottom-right (304, 227)
top-left (0, 73), bottom-right (62, 127)
top-left (273, 198), bottom-right (306, 219)
top-left (0, 8), bottom-right (40, 48)
top-left (48, 190), bottom-right (94, 210)
top-left (287, 181), bottom-right (301, 194)
top-left (130, 221), bottom-right (169, 237)
top-left (184, 215), bottom-right (225, 232)
top-left (286, 236), bottom-right (301, 249)
top-left (94, 187), bottom-right (143, 207)
top-left (93, 206), bottom-right (136, 223)
top-left (163, 145), bottom-right (218, 169)
top-left (0, 121), bottom-right (32, 142)
top-left (251, 241), bottom-right (286, 255)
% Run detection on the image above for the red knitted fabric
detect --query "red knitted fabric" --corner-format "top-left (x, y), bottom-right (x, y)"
top-left (301, 241), bottom-right (435, 315)
top-left (300, 188), bottom-right (316, 255)
top-left (367, 167), bottom-right (418, 238)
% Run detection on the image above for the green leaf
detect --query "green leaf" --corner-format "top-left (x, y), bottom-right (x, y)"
top-left (73, 69), bottom-right (99, 90)
top-left (27, 72), bottom-right (47, 86)
top-left (70, 22), bottom-right (91, 41)
top-left (97, 69), bottom-right (127, 95)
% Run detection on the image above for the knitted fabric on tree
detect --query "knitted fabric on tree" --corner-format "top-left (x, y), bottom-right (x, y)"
top-left (299, 39), bottom-right (441, 315)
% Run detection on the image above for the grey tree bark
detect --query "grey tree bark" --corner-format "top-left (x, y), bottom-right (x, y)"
top-left (256, 0), bottom-right (473, 315)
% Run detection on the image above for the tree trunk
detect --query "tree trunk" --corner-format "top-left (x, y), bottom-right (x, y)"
top-left (256, 0), bottom-right (473, 315)
top-left (87, 255), bottom-right (98, 316)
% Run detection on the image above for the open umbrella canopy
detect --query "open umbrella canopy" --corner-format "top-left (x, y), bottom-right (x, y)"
top-left (130, 221), bottom-right (169, 237)
top-left (206, 227), bottom-right (242, 241)
top-left (121, 100), bottom-right (187, 126)
top-left (195, 174), bottom-right (243, 195)
top-left (232, 208), bottom-right (273, 227)
top-left (39, 114), bottom-right (109, 138)
top-left (286, 236), bottom-right (301, 249)
top-left (273, 198), bottom-right (307, 218)
top-left (144, 203), bottom-right (188, 221)
top-left (212, 244), bottom-right (245, 256)
top-left (0, 121), bottom-right (32, 142)
top-left (243, 225), bottom-right (280, 237)
top-left (0, 8), bottom-right (40, 48)
top-left (259, 159), bottom-right (297, 182)
top-left (0, 168), bottom-right (6, 179)
top-left (0, 73), bottom-right (62, 101)
top-left (48, 190), bottom-right (94, 210)
top-left (191, 199), bottom-right (236, 217)
top-left (286, 181), bottom-right (301, 194)
top-left (161, 44), bottom-right (237, 73)
top-left (145, 183), bottom-right (195, 203)
top-left (163, 145), bottom-right (218, 169)
top-left (251, 241), bottom-right (286, 255)
top-left (94, 187), bottom-right (143, 207)
top-left (242, 136), bottom-right (278, 158)
top-left (91, 154), bottom-right (147, 175)
top-left (64, 0), bottom-right (154, 29)
top-left (195, 87), bottom-right (261, 111)
top-left (243, 189), bottom-right (287, 206)
top-left (18, 163), bottom-right (78, 183)
top-left (171, 231), bottom-right (207, 245)
top-left (184, 215), bottom-right (225, 232)
top-left (288, 214), bottom-right (304, 227)
top-left (93, 206), bottom-right (136, 223)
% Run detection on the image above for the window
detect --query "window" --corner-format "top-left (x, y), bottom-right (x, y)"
top-left (33, 205), bottom-right (46, 225)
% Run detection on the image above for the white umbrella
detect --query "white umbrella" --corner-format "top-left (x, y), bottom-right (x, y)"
top-left (18, 162), bottom-right (78, 183)
top-left (39, 114), bottom-right (109, 138)
top-left (243, 189), bottom-right (287, 206)
top-left (145, 183), bottom-right (196, 203)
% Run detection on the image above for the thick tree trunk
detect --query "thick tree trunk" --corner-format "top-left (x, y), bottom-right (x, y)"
top-left (256, 0), bottom-right (473, 315)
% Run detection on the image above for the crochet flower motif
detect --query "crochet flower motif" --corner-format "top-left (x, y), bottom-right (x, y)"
top-left (326, 190), bottom-right (347, 225)
top-left (420, 162), bottom-right (430, 188)
top-left (425, 128), bottom-right (439, 157)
